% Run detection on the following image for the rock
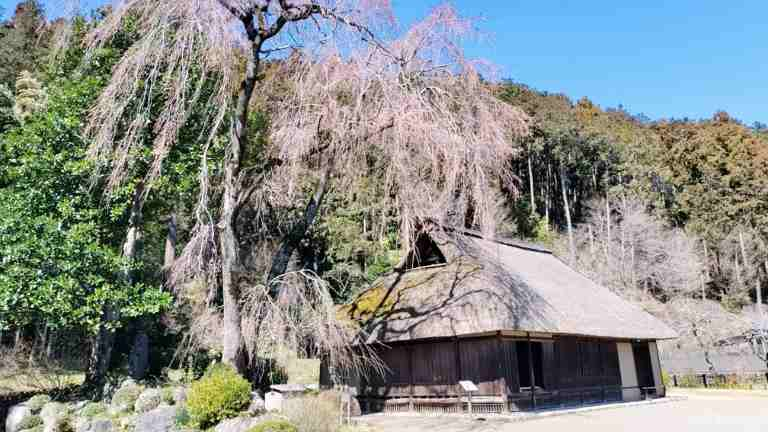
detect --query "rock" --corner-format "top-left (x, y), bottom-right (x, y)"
top-left (40, 402), bottom-right (68, 430)
top-left (79, 403), bottom-right (107, 419)
top-left (72, 401), bottom-right (89, 412)
top-left (248, 392), bottom-right (265, 415)
top-left (134, 388), bottom-right (162, 413)
top-left (172, 387), bottom-right (188, 405)
top-left (14, 414), bottom-right (43, 432)
top-left (134, 406), bottom-right (178, 432)
top-left (213, 416), bottom-right (262, 432)
top-left (264, 391), bottom-right (283, 412)
top-left (165, 369), bottom-right (185, 384)
top-left (6, 404), bottom-right (33, 432)
top-left (27, 395), bottom-right (52, 413)
top-left (115, 415), bottom-right (136, 431)
top-left (45, 416), bottom-right (75, 432)
top-left (76, 419), bottom-right (113, 432)
top-left (119, 379), bottom-right (138, 390)
top-left (110, 383), bottom-right (142, 414)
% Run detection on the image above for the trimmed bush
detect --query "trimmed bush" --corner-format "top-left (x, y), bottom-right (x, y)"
top-left (16, 415), bottom-right (43, 430)
top-left (186, 364), bottom-right (252, 428)
top-left (26, 395), bottom-right (51, 413)
top-left (248, 420), bottom-right (298, 432)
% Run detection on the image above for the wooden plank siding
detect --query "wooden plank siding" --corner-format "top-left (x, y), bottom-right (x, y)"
top-left (364, 335), bottom-right (624, 399)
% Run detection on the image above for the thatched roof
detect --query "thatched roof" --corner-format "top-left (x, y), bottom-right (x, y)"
top-left (341, 229), bottom-right (677, 343)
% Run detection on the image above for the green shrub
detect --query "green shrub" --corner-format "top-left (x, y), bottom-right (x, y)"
top-left (80, 402), bottom-right (107, 418)
top-left (161, 386), bottom-right (175, 405)
top-left (26, 395), bottom-right (51, 413)
top-left (186, 364), bottom-right (252, 428)
top-left (248, 420), bottom-right (299, 432)
top-left (17, 415), bottom-right (43, 430)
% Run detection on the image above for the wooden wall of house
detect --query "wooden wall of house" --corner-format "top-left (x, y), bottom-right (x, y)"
top-left (554, 337), bottom-right (621, 389)
top-left (362, 335), bottom-right (625, 399)
top-left (363, 337), bottom-right (510, 397)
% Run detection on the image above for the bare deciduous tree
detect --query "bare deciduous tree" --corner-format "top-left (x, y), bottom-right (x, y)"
top-left (84, 1), bottom-right (529, 380)
top-left (84, 0), bottom-right (394, 376)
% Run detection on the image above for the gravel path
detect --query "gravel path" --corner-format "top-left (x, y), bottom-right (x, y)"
top-left (360, 391), bottom-right (768, 432)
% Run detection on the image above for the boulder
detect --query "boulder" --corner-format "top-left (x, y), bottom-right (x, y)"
top-left (248, 392), bottom-right (265, 415)
top-left (39, 402), bottom-right (68, 431)
top-left (134, 388), bottom-right (162, 413)
top-left (75, 419), bottom-right (113, 432)
top-left (133, 406), bottom-right (178, 432)
top-left (165, 369), bottom-right (185, 384)
top-left (6, 404), bottom-right (33, 432)
top-left (102, 377), bottom-right (136, 400)
top-left (213, 416), bottom-right (262, 432)
top-left (172, 387), bottom-right (188, 405)
top-left (110, 383), bottom-right (142, 414)
top-left (79, 403), bottom-right (107, 419)
top-left (26, 395), bottom-right (52, 413)
top-left (119, 379), bottom-right (138, 390)
top-left (14, 414), bottom-right (43, 431)
top-left (115, 415), bottom-right (136, 431)
top-left (45, 416), bottom-right (76, 432)
top-left (264, 392), bottom-right (283, 412)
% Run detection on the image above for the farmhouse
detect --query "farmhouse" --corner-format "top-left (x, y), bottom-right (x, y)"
top-left (340, 227), bottom-right (677, 413)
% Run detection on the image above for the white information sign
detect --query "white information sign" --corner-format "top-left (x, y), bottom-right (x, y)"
top-left (458, 380), bottom-right (478, 392)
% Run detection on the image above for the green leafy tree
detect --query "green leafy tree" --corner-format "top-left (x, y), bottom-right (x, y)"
top-left (0, 83), bottom-right (15, 132)
top-left (0, 0), bottom-right (50, 88)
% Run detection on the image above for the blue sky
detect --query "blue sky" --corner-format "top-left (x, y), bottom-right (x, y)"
top-left (3, 0), bottom-right (767, 124)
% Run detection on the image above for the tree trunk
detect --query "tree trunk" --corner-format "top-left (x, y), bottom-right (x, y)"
top-left (84, 182), bottom-right (145, 391)
top-left (527, 151), bottom-right (535, 215)
top-left (739, 231), bottom-right (750, 292)
top-left (123, 183), bottom-right (149, 381)
top-left (703, 240), bottom-right (710, 280)
top-left (605, 197), bottom-right (611, 265)
top-left (84, 306), bottom-right (117, 396)
top-left (544, 163), bottom-right (551, 223)
top-left (220, 31), bottom-right (262, 374)
top-left (164, 213), bottom-right (177, 270)
top-left (560, 165), bottom-right (575, 262)
top-left (267, 162), bottom-right (333, 288)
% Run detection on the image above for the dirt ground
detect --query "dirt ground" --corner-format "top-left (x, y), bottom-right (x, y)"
top-left (359, 390), bottom-right (768, 432)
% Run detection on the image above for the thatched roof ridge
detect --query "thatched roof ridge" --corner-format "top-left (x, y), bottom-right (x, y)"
top-left (342, 229), bottom-right (677, 343)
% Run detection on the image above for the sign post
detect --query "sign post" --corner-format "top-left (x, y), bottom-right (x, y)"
top-left (459, 380), bottom-right (479, 415)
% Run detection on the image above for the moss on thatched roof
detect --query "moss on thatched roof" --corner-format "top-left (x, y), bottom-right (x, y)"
top-left (342, 229), bottom-right (677, 343)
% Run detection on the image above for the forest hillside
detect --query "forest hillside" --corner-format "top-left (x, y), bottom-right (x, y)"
top-left (1, 0), bottom-right (766, 400)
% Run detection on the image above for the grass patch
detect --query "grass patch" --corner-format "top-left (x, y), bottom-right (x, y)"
top-left (0, 368), bottom-right (84, 396)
